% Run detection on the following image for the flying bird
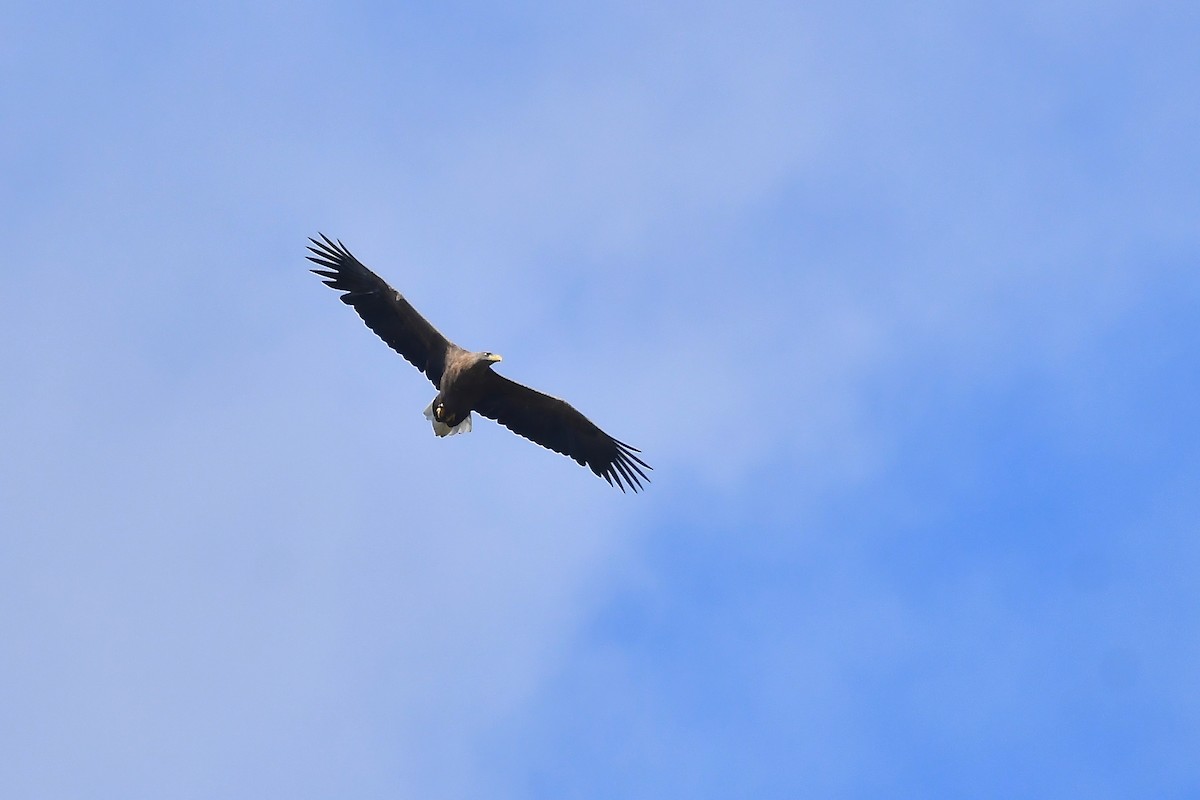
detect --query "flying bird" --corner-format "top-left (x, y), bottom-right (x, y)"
top-left (307, 234), bottom-right (651, 492)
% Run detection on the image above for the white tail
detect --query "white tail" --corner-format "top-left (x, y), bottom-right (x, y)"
top-left (423, 402), bottom-right (472, 437)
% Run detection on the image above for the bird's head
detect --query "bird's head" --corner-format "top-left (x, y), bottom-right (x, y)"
top-left (478, 351), bottom-right (503, 366)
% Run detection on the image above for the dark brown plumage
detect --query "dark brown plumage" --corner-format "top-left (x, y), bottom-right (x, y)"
top-left (307, 234), bottom-right (651, 492)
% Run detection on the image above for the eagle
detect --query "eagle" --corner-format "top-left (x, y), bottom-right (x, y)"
top-left (307, 234), bottom-right (651, 492)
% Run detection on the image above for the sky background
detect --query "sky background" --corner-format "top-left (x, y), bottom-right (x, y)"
top-left (3, 1), bottom-right (1199, 797)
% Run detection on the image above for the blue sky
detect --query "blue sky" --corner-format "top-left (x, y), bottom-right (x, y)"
top-left (3, 1), bottom-right (1199, 797)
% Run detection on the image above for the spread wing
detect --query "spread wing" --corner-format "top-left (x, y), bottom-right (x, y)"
top-left (474, 372), bottom-right (652, 492)
top-left (307, 234), bottom-right (454, 387)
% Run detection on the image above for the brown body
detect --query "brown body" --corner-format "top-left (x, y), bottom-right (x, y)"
top-left (431, 348), bottom-right (502, 429)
